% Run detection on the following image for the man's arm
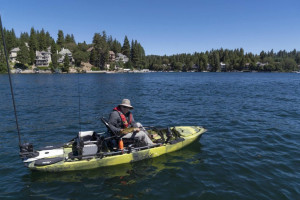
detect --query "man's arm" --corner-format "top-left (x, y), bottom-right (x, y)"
top-left (108, 111), bottom-right (122, 134)
top-left (130, 114), bottom-right (138, 128)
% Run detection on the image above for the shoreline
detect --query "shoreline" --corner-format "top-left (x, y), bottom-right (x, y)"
top-left (6, 70), bottom-right (300, 74)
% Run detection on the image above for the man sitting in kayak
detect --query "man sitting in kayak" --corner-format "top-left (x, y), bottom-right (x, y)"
top-left (108, 99), bottom-right (154, 146)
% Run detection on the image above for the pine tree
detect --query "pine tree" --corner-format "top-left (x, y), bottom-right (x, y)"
top-left (90, 32), bottom-right (109, 69)
top-left (38, 28), bottom-right (47, 51)
top-left (90, 33), bottom-right (101, 67)
top-left (63, 53), bottom-right (70, 72)
top-left (99, 31), bottom-right (109, 69)
top-left (111, 39), bottom-right (121, 53)
top-left (16, 41), bottom-right (30, 65)
top-left (210, 51), bottom-right (220, 72)
top-left (19, 32), bottom-right (29, 45)
top-left (130, 40), bottom-right (138, 65)
top-left (65, 34), bottom-right (75, 43)
top-left (3, 28), bottom-right (18, 52)
top-left (0, 33), bottom-right (7, 73)
top-left (57, 30), bottom-right (64, 50)
top-left (122, 36), bottom-right (130, 58)
top-left (71, 34), bottom-right (75, 43)
top-left (45, 31), bottom-right (52, 48)
top-left (29, 27), bottom-right (38, 65)
top-left (50, 39), bottom-right (58, 70)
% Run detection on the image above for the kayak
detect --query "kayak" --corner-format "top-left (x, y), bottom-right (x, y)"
top-left (21, 126), bottom-right (206, 172)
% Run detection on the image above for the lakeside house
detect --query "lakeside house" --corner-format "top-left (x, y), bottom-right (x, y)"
top-left (58, 48), bottom-right (74, 64)
top-left (115, 53), bottom-right (129, 63)
top-left (10, 47), bottom-right (20, 63)
top-left (206, 64), bottom-right (212, 71)
top-left (256, 62), bottom-right (268, 68)
top-left (9, 43), bottom-right (29, 63)
top-left (220, 62), bottom-right (226, 71)
top-left (87, 47), bottom-right (94, 52)
top-left (35, 50), bottom-right (52, 66)
top-left (109, 51), bottom-right (115, 62)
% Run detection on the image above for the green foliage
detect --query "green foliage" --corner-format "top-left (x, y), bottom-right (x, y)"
top-left (145, 48), bottom-right (300, 72)
top-left (16, 42), bottom-right (30, 64)
top-left (281, 58), bottom-right (297, 71)
top-left (14, 63), bottom-right (28, 69)
top-left (50, 39), bottom-right (58, 69)
top-left (37, 66), bottom-right (50, 70)
top-left (172, 62), bottom-right (183, 71)
top-left (73, 50), bottom-right (89, 67)
top-left (65, 34), bottom-right (75, 44)
top-left (90, 32), bottom-right (109, 69)
top-left (209, 51), bottom-right (220, 72)
top-left (19, 32), bottom-right (29, 45)
top-left (29, 27), bottom-right (37, 65)
top-left (56, 30), bottom-right (64, 50)
top-left (130, 40), bottom-right (145, 68)
top-left (122, 36), bottom-right (130, 58)
top-left (91, 66), bottom-right (99, 71)
top-left (0, 62), bottom-right (7, 73)
top-left (124, 61), bottom-right (133, 69)
top-left (37, 28), bottom-right (47, 51)
top-left (0, 31), bottom-right (7, 73)
top-left (1, 25), bottom-right (299, 73)
top-left (111, 39), bottom-right (122, 53)
top-left (3, 28), bottom-right (18, 52)
top-left (62, 54), bottom-right (70, 72)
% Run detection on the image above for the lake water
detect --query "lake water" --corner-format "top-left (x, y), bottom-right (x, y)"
top-left (0, 72), bottom-right (299, 199)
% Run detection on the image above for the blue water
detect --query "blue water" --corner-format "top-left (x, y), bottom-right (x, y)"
top-left (0, 73), bottom-right (299, 199)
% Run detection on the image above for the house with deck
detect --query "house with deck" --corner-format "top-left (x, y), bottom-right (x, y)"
top-left (35, 50), bottom-right (52, 66)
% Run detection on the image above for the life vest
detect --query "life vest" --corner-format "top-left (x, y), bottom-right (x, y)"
top-left (113, 106), bottom-right (132, 128)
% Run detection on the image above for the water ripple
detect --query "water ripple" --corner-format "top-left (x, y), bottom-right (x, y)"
top-left (0, 73), bottom-right (299, 199)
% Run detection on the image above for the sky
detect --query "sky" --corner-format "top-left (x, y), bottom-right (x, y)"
top-left (0, 0), bottom-right (299, 56)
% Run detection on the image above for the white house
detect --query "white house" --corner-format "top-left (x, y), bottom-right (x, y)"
top-left (220, 62), bottom-right (226, 71)
top-left (115, 53), bottom-right (129, 63)
top-left (58, 48), bottom-right (74, 63)
top-left (35, 50), bottom-right (52, 66)
top-left (10, 47), bottom-right (20, 63)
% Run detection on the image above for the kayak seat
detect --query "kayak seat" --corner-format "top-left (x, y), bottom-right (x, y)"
top-left (78, 131), bottom-right (98, 142)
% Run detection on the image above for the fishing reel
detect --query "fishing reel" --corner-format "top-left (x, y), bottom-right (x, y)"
top-left (19, 143), bottom-right (39, 159)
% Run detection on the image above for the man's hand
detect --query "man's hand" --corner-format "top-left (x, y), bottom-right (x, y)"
top-left (120, 127), bottom-right (140, 134)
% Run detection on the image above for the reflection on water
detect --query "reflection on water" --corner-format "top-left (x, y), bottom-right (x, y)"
top-left (18, 142), bottom-right (204, 199)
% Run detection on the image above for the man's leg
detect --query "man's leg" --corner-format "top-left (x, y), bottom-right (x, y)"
top-left (122, 131), bottom-right (154, 146)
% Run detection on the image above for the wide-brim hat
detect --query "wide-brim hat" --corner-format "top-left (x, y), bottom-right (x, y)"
top-left (119, 99), bottom-right (134, 109)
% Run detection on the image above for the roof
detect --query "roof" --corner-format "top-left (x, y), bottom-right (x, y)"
top-left (87, 47), bottom-right (94, 52)
top-left (11, 47), bottom-right (20, 52)
top-left (59, 48), bottom-right (72, 55)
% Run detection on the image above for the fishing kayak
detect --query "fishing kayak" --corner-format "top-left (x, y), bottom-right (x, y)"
top-left (21, 126), bottom-right (206, 172)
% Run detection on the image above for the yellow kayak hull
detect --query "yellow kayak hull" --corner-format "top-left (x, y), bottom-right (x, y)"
top-left (28, 126), bottom-right (206, 172)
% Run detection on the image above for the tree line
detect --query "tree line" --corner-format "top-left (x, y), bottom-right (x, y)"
top-left (0, 28), bottom-right (145, 72)
top-left (145, 48), bottom-right (300, 72)
top-left (1, 27), bottom-right (299, 73)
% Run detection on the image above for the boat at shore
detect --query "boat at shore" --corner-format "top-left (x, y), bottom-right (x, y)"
top-left (21, 125), bottom-right (206, 172)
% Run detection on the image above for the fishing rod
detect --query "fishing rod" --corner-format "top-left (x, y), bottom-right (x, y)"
top-left (78, 72), bottom-right (82, 133)
top-left (0, 15), bottom-right (22, 148)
